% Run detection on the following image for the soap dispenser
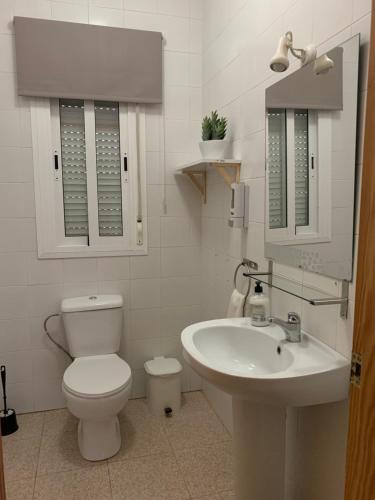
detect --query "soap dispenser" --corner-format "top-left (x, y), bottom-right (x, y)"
top-left (249, 281), bottom-right (270, 327)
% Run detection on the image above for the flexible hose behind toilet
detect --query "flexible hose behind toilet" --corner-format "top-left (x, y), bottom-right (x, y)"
top-left (44, 313), bottom-right (73, 361)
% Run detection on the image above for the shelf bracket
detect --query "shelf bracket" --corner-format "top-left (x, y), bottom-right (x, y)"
top-left (214, 163), bottom-right (241, 187)
top-left (185, 171), bottom-right (207, 203)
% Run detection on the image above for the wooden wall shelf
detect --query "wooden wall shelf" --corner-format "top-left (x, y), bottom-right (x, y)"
top-left (178, 159), bottom-right (241, 203)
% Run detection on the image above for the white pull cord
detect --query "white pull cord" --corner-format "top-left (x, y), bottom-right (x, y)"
top-left (135, 105), bottom-right (143, 245)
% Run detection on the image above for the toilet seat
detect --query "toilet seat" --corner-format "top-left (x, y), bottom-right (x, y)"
top-left (63, 354), bottom-right (131, 399)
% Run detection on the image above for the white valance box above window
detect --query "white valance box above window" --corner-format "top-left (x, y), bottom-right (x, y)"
top-left (14, 16), bottom-right (163, 103)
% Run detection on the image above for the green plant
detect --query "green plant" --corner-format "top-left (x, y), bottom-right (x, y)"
top-left (201, 110), bottom-right (227, 141)
top-left (202, 115), bottom-right (212, 141)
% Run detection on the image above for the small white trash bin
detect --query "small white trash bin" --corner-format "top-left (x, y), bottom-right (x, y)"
top-left (144, 356), bottom-right (182, 416)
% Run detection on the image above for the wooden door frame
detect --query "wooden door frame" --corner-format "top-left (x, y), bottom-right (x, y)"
top-left (0, 436), bottom-right (5, 499)
top-left (344, 3), bottom-right (375, 498)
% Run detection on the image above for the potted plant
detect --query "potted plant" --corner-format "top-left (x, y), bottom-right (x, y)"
top-left (199, 110), bottom-right (228, 159)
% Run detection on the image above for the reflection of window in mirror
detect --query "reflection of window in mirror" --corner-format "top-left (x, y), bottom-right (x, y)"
top-left (266, 108), bottom-right (331, 245)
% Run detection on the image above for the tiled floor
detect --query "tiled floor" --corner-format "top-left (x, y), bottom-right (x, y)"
top-left (3, 391), bottom-right (235, 500)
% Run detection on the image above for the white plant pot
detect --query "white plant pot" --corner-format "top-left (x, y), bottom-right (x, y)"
top-left (199, 140), bottom-right (227, 160)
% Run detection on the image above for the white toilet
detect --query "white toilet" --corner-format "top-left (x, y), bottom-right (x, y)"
top-left (61, 294), bottom-right (132, 461)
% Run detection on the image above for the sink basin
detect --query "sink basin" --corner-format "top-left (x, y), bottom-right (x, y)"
top-left (182, 318), bottom-right (351, 499)
top-left (181, 318), bottom-right (350, 406)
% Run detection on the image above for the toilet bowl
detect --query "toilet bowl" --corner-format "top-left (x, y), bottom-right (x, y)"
top-left (60, 294), bottom-right (131, 461)
top-left (62, 353), bottom-right (132, 461)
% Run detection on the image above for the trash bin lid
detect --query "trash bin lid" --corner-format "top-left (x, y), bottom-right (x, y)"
top-left (144, 356), bottom-right (182, 377)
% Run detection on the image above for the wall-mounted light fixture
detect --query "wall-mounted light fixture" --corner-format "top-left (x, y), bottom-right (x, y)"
top-left (270, 31), bottom-right (334, 75)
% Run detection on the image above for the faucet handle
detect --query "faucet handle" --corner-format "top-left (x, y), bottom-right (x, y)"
top-left (287, 312), bottom-right (300, 324)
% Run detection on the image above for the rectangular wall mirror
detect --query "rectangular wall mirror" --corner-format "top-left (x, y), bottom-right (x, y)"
top-left (264, 34), bottom-right (360, 280)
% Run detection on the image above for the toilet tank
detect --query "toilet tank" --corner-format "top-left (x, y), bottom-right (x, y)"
top-left (61, 295), bottom-right (123, 358)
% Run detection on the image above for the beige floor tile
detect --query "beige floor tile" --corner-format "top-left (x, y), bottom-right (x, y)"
top-left (192, 493), bottom-right (235, 500)
top-left (43, 408), bottom-right (78, 437)
top-left (5, 477), bottom-right (35, 500)
top-left (6, 412), bottom-right (44, 443)
top-left (163, 407), bottom-right (230, 452)
top-left (218, 492), bottom-right (236, 500)
top-left (190, 495), bottom-right (220, 500)
top-left (120, 398), bottom-right (154, 419)
top-left (37, 429), bottom-right (105, 475)
top-left (110, 412), bottom-right (172, 462)
top-left (34, 464), bottom-right (111, 499)
top-left (175, 442), bottom-right (234, 498)
top-left (180, 391), bottom-right (212, 415)
top-left (109, 453), bottom-right (190, 500)
top-left (3, 436), bottom-right (40, 482)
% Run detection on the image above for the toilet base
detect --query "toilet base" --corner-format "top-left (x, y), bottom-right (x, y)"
top-left (78, 416), bottom-right (121, 461)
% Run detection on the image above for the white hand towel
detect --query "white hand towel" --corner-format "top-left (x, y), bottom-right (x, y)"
top-left (227, 289), bottom-right (245, 318)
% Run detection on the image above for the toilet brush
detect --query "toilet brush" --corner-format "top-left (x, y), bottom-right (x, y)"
top-left (0, 365), bottom-right (18, 436)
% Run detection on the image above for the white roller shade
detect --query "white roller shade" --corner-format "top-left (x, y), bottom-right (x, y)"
top-left (14, 17), bottom-right (163, 103)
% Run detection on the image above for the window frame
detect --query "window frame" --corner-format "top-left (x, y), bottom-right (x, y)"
top-left (31, 97), bottom-right (147, 258)
top-left (265, 108), bottom-right (331, 246)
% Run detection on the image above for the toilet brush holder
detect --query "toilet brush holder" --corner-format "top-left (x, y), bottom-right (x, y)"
top-left (0, 409), bottom-right (18, 436)
top-left (0, 366), bottom-right (18, 436)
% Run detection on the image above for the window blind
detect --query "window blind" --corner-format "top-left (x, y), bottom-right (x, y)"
top-left (294, 110), bottom-right (309, 227)
top-left (94, 102), bottom-right (123, 237)
top-left (268, 109), bottom-right (287, 229)
top-left (14, 17), bottom-right (162, 103)
top-left (59, 99), bottom-right (89, 237)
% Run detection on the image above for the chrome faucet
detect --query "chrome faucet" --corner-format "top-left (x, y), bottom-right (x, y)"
top-left (269, 312), bottom-right (301, 343)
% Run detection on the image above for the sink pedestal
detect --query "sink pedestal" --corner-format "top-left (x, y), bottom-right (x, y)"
top-left (232, 398), bottom-right (287, 500)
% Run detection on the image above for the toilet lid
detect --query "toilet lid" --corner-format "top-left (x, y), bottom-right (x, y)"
top-left (63, 354), bottom-right (131, 399)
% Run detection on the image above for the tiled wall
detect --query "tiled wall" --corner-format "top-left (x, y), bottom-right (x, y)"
top-left (200, 0), bottom-right (371, 494)
top-left (0, 0), bottom-right (203, 413)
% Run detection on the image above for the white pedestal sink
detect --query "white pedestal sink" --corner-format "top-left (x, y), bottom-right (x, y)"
top-left (181, 318), bottom-right (350, 500)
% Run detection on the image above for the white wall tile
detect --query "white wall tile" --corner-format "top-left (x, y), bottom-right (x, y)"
top-left (63, 258), bottom-right (98, 283)
top-left (159, 15), bottom-right (190, 52)
top-left (0, 34), bottom-right (15, 72)
top-left (89, 5), bottom-right (124, 26)
top-left (164, 51), bottom-right (190, 85)
top-left (353, 0), bottom-right (372, 21)
top-left (161, 246), bottom-right (200, 277)
top-left (129, 308), bottom-right (161, 339)
top-left (33, 376), bottom-right (66, 411)
top-left (97, 279), bottom-right (130, 304)
top-left (0, 147), bottom-right (34, 183)
top-left (6, 382), bottom-right (34, 413)
top-left (0, 183), bottom-right (35, 218)
top-left (0, 350), bottom-right (32, 383)
top-left (90, 0), bottom-right (122, 9)
top-left (14, 0), bottom-right (52, 19)
top-left (157, 0), bottom-right (189, 18)
top-left (0, 0), bottom-right (13, 35)
top-left (27, 284), bottom-right (64, 318)
top-left (312, 0), bottom-right (352, 44)
top-left (126, 337), bottom-right (161, 369)
top-left (161, 276), bottom-right (200, 306)
top-left (0, 253), bottom-right (29, 285)
top-left (0, 286), bottom-right (28, 319)
top-left (189, 0), bottom-right (202, 19)
top-left (165, 86), bottom-right (190, 120)
top-left (97, 257), bottom-right (130, 281)
top-left (130, 278), bottom-right (161, 309)
top-left (124, 0), bottom-right (157, 13)
top-left (130, 247), bottom-right (161, 279)
top-left (51, 1), bottom-right (89, 23)
top-left (161, 216), bottom-right (200, 246)
top-left (0, 319), bottom-right (31, 352)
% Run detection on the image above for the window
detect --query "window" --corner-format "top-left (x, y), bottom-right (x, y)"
top-left (31, 98), bottom-right (147, 258)
top-left (266, 108), bottom-right (331, 245)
